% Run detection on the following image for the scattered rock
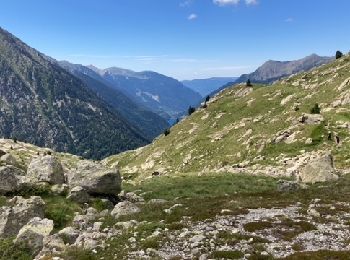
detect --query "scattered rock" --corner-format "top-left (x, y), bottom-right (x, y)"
top-left (299, 113), bottom-right (324, 125)
top-left (0, 196), bottom-right (45, 238)
top-left (27, 155), bottom-right (65, 185)
top-left (0, 166), bottom-right (24, 194)
top-left (58, 226), bottom-right (80, 244)
top-left (111, 201), bottom-right (141, 219)
top-left (67, 186), bottom-right (90, 204)
top-left (14, 217), bottom-right (54, 255)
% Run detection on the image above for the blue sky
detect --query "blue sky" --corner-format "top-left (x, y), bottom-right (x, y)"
top-left (0, 0), bottom-right (349, 80)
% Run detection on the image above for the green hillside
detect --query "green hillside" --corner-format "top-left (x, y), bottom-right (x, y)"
top-left (105, 53), bottom-right (350, 180)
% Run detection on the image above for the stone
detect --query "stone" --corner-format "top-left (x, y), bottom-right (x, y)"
top-left (68, 161), bottom-right (121, 196)
top-left (299, 113), bottom-right (324, 125)
top-left (0, 153), bottom-right (19, 167)
top-left (58, 226), bottom-right (80, 244)
top-left (67, 186), bottom-right (90, 204)
top-left (27, 155), bottom-right (65, 185)
top-left (119, 191), bottom-right (144, 203)
top-left (0, 196), bottom-right (45, 238)
top-left (14, 217), bottom-right (54, 255)
top-left (0, 166), bottom-right (24, 194)
top-left (298, 154), bottom-right (339, 183)
top-left (51, 184), bottom-right (69, 196)
top-left (111, 201), bottom-right (141, 219)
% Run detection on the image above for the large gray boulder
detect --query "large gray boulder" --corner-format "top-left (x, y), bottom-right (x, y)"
top-left (14, 217), bottom-right (54, 256)
top-left (68, 161), bottom-right (121, 196)
top-left (27, 155), bottom-right (65, 185)
top-left (0, 196), bottom-right (45, 238)
top-left (0, 166), bottom-right (24, 194)
top-left (298, 154), bottom-right (339, 183)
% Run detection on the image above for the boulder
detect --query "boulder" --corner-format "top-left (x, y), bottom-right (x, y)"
top-left (0, 153), bottom-right (19, 167)
top-left (27, 155), bottom-right (65, 185)
top-left (299, 113), bottom-right (324, 125)
top-left (58, 226), bottom-right (80, 244)
top-left (0, 166), bottom-right (24, 194)
top-left (298, 154), bottom-right (339, 183)
top-left (111, 201), bottom-right (141, 219)
top-left (67, 186), bottom-right (90, 204)
top-left (14, 217), bottom-right (54, 256)
top-left (68, 161), bottom-right (121, 196)
top-left (0, 196), bottom-right (45, 237)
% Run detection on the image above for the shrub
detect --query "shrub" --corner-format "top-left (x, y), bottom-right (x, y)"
top-left (164, 129), bottom-right (170, 136)
top-left (246, 79), bottom-right (252, 87)
top-left (336, 50), bottom-right (343, 59)
top-left (205, 95), bottom-right (210, 102)
top-left (310, 103), bottom-right (321, 114)
top-left (12, 137), bottom-right (17, 143)
top-left (0, 238), bottom-right (33, 259)
top-left (188, 106), bottom-right (196, 116)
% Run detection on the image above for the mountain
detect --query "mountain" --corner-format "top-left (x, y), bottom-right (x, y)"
top-left (88, 66), bottom-right (202, 120)
top-left (59, 61), bottom-right (169, 140)
top-left (182, 77), bottom-right (238, 97)
top-left (105, 53), bottom-right (350, 181)
top-left (0, 27), bottom-right (148, 159)
top-left (236, 54), bottom-right (333, 84)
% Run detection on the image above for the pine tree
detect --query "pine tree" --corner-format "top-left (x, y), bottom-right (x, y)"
top-left (246, 79), bottom-right (252, 87)
top-left (336, 51), bottom-right (343, 59)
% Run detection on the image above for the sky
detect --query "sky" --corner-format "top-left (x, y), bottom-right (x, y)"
top-left (0, 0), bottom-right (350, 80)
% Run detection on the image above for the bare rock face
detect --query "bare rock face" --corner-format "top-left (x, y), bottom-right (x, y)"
top-left (27, 155), bottom-right (65, 185)
top-left (0, 166), bottom-right (24, 194)
top-left (68, 161), bottom-right (121, 196)
top-left (14, 217), bottom-right (54, 256)
top-left (111, 201), bottom-right (141, 219)
top-left (298, 154), bottom-right (339, 183)
top-left (0, 196), bottom-right (45, 238)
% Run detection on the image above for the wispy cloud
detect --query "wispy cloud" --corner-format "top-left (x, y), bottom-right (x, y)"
top-left (245, 0), bottom-right (258, 5)
top-left (180, 0), bottom-right (193, 7)
top-left (285, 17), bottom-right (294, 23)
top-left (213, 0), bottom-right (240, 6)
top-left (213, 0), bottom-right (258, 6)
top-left (187, 13), bottom-right (198, 20)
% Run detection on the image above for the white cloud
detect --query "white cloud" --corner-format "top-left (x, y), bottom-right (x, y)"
top-left (213, 0), bottom-right (240, 6)
top-left (187, 13), bottom-right (198, 20)
top-left (180, 0), bottom-right (193, 7)
top-left (285, 17), bottom-right (294, 23)
top-left (245, 0), bottom-right (258, 5)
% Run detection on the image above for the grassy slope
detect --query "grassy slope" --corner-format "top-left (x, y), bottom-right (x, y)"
top-left (105, 54), bottom-right (350, 180)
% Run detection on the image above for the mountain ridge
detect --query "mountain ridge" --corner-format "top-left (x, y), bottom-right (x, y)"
top-left (0, 27), bottom-right (148, 159)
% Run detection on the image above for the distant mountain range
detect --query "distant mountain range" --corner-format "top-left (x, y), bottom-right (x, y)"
top-left (86, 66), bottom-right (202, 121)
top-left (182, 77), bottom-right (238, 97)
top-left (0, 27), bottom-right (148, 159)
top-left (59, 61), bottom-right (169, 140)
top-left (236, 54), bottom-right (333, 84)
top-left (209, 54), bottom-right (333, 97)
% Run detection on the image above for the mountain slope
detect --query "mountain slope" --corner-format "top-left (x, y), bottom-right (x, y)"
top-left (59, 61), bottom-right (169, 140)
top-left (182, 77), bottom-right (238, 97)
top-left (105, 53), bottom-right (350, 180)
top-left (236, 54), bottom-right (333, 84)
top-left (90, 67), bottom-right (202, 120)
top-left (0, 27), bottom-right (147, 159)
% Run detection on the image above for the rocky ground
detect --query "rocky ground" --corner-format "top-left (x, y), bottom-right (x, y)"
top-left (1, 139), bottom-right (350, 259)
